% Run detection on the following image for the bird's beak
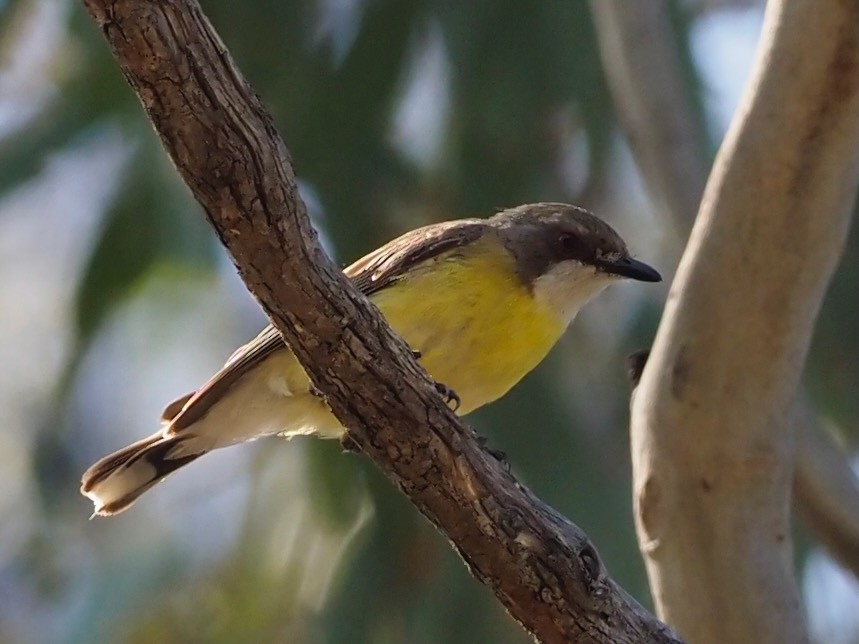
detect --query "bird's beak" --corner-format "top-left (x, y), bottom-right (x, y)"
top-left (602, 256), bottom-right (662, 282)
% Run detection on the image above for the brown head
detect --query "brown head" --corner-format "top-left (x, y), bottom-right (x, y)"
top-left (491, 202), bottom-right (661, 320)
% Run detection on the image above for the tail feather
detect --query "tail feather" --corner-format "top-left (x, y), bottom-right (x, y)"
top-left (81, 432), bottom-right (205, 516)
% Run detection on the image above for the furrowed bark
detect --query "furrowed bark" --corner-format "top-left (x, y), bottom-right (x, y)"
top-left (591, 0), bottom-right (859, 582)
top-left (79, 0), bottom-right (683, 641)
top-left (626, 0), bottom-right (859, 641)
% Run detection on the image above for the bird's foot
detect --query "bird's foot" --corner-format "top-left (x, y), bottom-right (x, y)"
top-left (433, 381), bottom-right (461, 412)
top-left (408, 347), bottom-right (459, 411)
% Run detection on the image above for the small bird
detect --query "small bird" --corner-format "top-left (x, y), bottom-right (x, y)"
top-left (81, 202), bottom-right (661, 516)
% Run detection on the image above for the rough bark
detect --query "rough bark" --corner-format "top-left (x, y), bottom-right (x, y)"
top-left (591, 0), bottom-right (859, 581)
top-left (627, 0), bottom-right (859, 641)
top-left (79, 0), bottom-right (683, 641)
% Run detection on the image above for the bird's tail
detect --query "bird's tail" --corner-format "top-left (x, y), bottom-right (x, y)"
top-left (80, 432), bottom-right (204, 516)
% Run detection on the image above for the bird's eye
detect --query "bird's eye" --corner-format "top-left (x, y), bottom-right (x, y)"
top-left (559, 233), bottom-right (580, 253)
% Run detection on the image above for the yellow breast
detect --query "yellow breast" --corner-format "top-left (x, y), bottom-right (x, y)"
top-left (369, 237), bottom-right (567, 415)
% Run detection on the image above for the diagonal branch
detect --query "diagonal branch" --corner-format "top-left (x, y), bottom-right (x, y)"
top-left (622, 0), bottom-right (859, 641)
top-left (79, 0), bottom-right (682, 641)
top-left (591, 0), bottom-right (859, 581)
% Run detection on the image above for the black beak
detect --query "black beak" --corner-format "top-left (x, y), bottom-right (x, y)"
top-left (602, 256), bottom-right (662, 282)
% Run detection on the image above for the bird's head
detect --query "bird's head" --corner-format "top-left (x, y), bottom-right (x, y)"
top-left (493, 202), bottom-right (662, 322)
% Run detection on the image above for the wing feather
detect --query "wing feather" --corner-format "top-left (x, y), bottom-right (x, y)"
top-left (167, 219), bottom-right (488, 432)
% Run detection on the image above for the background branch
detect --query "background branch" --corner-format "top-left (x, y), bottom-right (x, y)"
top-left (589, 0), bottom-right (707, 228)
top-left (79, 0), bottom-right (682, 641)
top-left (623, 0), bottom-right (859, 640)
top-left (591, 0), bottom-right (859, 581)
top-left (794, 401), bottom-right (859, 575)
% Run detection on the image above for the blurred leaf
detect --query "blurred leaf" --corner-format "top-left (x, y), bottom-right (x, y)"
top-left (73, 133), bottom-right (217, 347)
top-left (304, 440), bottom-right (368, 529)
top-left (436, 1), bottom-right (614, 213)
top-left (0, 5), bottom-right (141, 195)
top-left (69, 546), bottom-right (191, 644)
top-left (667, 0), bottom-right (715, 162)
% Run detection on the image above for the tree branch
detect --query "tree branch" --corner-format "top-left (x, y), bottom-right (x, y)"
top-left (79, 0), bottom-right (682, 641)
top-left (589, 0), bottom-right (707, 228)
top-left (625, 0), bottom-right (859, 640)
top-left (592, 0), bottom-right (859, 581)
top-left (794, 401), bottom-right (859, 575)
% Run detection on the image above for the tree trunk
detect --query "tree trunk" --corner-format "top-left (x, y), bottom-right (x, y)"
top-left (591, 0), bottom-right (859, 582)
top-left (628, 0), bottom-right (859, 641)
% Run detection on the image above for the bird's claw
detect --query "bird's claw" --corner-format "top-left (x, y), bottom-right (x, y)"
top-left (409, 348), bottom-right (459, 411)
top-left (434, 381), bottom-right (461, 412)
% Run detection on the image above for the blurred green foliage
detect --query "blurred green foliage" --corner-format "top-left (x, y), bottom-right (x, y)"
top-left (2, 0), bottom-right (857, 642)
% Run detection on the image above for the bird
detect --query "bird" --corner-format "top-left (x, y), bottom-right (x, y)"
top-left (81, 202), bottom-right (661, 516)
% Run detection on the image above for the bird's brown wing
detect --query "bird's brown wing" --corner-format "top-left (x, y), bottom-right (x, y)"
top-left (162, 219), bottom-right (489, 432)
top-left (164, 325), bottom-right (285, 431)
top-left (345, 218), bottom-right (486, 295)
